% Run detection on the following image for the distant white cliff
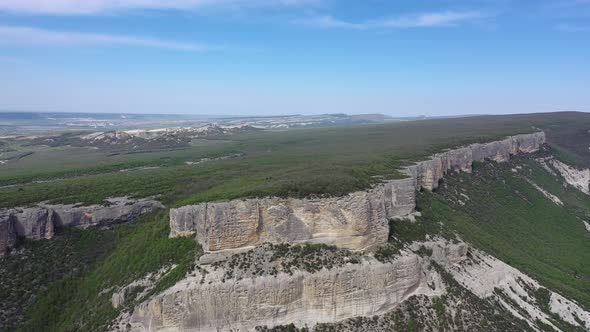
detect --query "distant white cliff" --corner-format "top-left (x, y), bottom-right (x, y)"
top-left (0, 197), bottom-right (163, 256)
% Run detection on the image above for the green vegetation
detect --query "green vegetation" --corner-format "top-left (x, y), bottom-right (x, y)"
top-left (374, 209), bottom-right (453, 262)
top-left (0, 227), bottom-right (114, 331)
top-left (419, 152), bottom-right (590, 309)
top-left (212, 243), bottom-right (362, 280)
top-left (10, 211), bottom-right (198, 332)
top-left (3, 112), bottom-right (590, 331)
top-left (1, 113), bottom-right (551, 209)
top-left (534, 287), bottom-right (552, 313)
top-left (4, 112), bottom-right (590, 210)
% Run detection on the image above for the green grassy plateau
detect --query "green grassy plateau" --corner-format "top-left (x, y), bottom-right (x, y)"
top-left (3, 112), bottom-right (590, 210)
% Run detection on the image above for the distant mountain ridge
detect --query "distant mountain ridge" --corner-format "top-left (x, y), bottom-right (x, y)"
top-left (0, 111), bottom-right (404, 133)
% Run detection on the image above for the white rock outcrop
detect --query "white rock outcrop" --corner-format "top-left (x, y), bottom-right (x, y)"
top-left (120, 239), bottom-right (590, 332)
top-left (170, 178), bottom-right (416, 252)
top-left (122, 250), bottom-right (450, 332)
top-left (438, 241), bottom-right (590, 331)
top-left (545, 158), bottom-right (590, 194)
top-left (407, 132), bottom-right (546, 190)
top-left (0, 197), bottom-right (163, 256)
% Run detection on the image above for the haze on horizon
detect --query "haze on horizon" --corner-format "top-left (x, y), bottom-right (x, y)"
top-left (0, 0), bottom-right (588, 117)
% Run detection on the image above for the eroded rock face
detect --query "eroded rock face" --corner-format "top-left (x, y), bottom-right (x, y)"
top-left (170, 132), bottom-right (545, 253)
top-left (121, 238), bottom-right (590, 332)
top-left (44, 197), bottom-right (164, 229)
top-left (437, 241), bottom-right (590, 331)
top-left (0, 197), bottom-right (163, 255)
top-left (408, 132), bottom-right (546, 190)
top-left (544, 157), bottom-right (590, 194)
top-left (125, 254), bottom-right (446, 332)
top-left (170, 178), bottom-right (416, 252)
top-left (0, 215), bottom-right (17, 257)
top-left (11, 207), bottom-right (55, 240)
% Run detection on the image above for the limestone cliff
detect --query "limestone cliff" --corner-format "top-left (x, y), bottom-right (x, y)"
top-left (169, 132), bottom-right (545, 253)
top-left (120, 240), bottom-right (589, 332)
top-left (0, 215), bottom-right (17, 257)
top-left (42, 197), bottom-right (164, 229)
top-left (408, 132), bottom-right (546, 190)
top-left (115, 131), bottom-right (590, 332)
top-left (0, 197), bottom-right (163, 256)
top-left (123, 251), bottom-right (446, 332)
top-left (11, 207), bottom-right (55, 240)
top-left (170, 178), bottom-right (416, 252)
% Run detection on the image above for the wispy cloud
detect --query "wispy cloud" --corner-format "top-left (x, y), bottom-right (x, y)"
top-left (0, 0), bottom-right (320, 15)
top-left (0, 26), bottom-right (214, 51)
top-left (297, 11), bottom-right (486, 30)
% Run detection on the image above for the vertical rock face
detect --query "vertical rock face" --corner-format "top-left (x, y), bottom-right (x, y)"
top-left (126, 254), bottom-right (445, 332)
top-left (123, 239), bottom-right (590, 332)
top-left (0, 197), bottom-right (164, 256)
top-left (44, 197), bottom-right (164, 228)
top-left (170, 178), bottom-right (417, 252)
top-left (0, 215), bottom-right (17, 257)
top-left (408, 132), bottom-right (546, 190)
top-left (11, 208), bottom-right (55, 240)
top-left (169, 132), bottom-right (545, 253)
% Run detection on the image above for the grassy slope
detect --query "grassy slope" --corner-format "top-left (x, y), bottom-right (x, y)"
top-left (417, 152), bottom-right (590, 309)
top-left (0, 227), bottom-right (114, 331)
top-left (0, 211), bottom-right (198, 332)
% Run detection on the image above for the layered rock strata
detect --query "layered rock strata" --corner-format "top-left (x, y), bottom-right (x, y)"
top-left (123, 250), bottom-right (448, 332)
top-left (122, 240), bottom-right (590, 332)
top-left (170, 178), bottom-right (416, 252)
top-left (170, 132), bottom-right (546, 252)
top-left (0, 197), bottom-right (163, 256)
top-left (408, 132), bottom-right (546, 190)
top-left (425, 241), bottom-right (590, 331)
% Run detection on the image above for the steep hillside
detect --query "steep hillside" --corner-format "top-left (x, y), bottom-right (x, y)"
top-left (417, 148), bottom-right (590, 309)
top-left (0, 212), bottom-right (198, 331)
top-left (115, 136), bottom-right (589, 332)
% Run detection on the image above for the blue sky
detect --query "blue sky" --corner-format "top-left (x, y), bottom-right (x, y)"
top-left (0, 0), bottom-right (589, 116)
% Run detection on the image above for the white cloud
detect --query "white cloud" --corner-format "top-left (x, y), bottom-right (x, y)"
top-left (298, 11), bottom-right (485, 30)
top-left (0, 25), bottom-right (214, 51)
top-left (0, 0), bottom-right (319, 15)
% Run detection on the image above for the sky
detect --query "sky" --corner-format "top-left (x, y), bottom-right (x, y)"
top-left (0, 0), bottom-right (589, 117)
